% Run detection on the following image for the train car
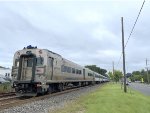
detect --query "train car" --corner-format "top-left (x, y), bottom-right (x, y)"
top-left (94, 72), bottom-right (102, 84)
top-left (84, 68), bottom-right (95, 85)
top-left (11, 45), bottom-right (96, 96)
top-left (101, 75), bottom-right (109, 82)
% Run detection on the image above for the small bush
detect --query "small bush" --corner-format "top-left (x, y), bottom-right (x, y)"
top-left (0, 82), bottom-right (12, 93)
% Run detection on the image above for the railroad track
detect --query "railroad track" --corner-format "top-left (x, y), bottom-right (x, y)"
top-left (0, 84), bottom-right (102, 110)
top-left (0, 96), bottom-right (20, 107)
top-left (0, 92), bottom-right (15, 98)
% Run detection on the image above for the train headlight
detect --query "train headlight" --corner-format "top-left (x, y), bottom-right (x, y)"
top-left (17, 52), bottom-right (20, 57)
top-left (17, 52), bottom-right (20, 55)
top-left (36, 82), bottom-right (42, 87)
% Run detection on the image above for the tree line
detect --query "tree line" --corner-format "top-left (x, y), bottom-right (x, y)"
top-left (130, 69), bottom-right (149, 83)
top-left (85, 65), bottom-right (150, 83)
top-left (108, 69), bottom-right (150, 83)
top-left (85, 65), bottom-right (108, 77)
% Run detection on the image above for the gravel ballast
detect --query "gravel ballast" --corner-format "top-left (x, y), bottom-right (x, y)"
top-left (0, 85), bottom-right (102, 113)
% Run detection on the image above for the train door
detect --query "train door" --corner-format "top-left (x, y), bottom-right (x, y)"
top-left (83, 69), bottom-right (85, 80)
top-left (18, 55), bottom-right (36, 81)
top-left (48, 57), bottom-right (54, 80)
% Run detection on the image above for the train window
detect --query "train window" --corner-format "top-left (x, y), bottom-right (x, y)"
top-left (61, 65), bottom-right (67, 72)
top-left (15, 59), bottom-right (19, 67)
top-left (79, 70), bottom-right (82, 74)
top-left (64, 66), bottom-right (67, 72)
top-left (95, 75), bottom-right (99, 78)
top-left (67, 67), bottom-right (71, 73)
top-left (36, 57), bottom-right (44, 66)
top-left (27, 58), bottom-right (33, 67)
top-left (76, 69), bottom-right (78, 74)
top-left (88, 73), bottom-right (93, 76)
top-left (72, 68), bottom-right (75, 74)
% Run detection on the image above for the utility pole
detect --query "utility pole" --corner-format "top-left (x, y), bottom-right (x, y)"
top-left (113, 61), bottom-right (114, 75)
top-left (112, 61), bottom-right (114, 82)
top-left (121, 17), bottom-right (127, 93)
top-left (146, 58), bottom-right (149, 84)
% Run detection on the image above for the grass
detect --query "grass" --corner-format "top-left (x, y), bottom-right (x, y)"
top-left (0, 82), bottom-right (12, 93)
top-left (50, 83), bottom-right (150, 113)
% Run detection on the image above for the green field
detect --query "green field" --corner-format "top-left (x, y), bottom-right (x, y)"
top-left (51, 83), bottom-right (150, 113)
top-left (0, 82), bottom-right (12, 93)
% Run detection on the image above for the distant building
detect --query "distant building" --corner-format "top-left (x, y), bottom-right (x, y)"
top-left (0, 67), bottom-right (11, 79)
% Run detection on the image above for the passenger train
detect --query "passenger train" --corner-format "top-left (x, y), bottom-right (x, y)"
top-left (11, 45), bottom-right (109, 96)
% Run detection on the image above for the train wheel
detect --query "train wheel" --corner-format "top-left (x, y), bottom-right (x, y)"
top-left (48, 85), bottom-right (52, 94)
top-left (58, 83), bottom-right (64, 92)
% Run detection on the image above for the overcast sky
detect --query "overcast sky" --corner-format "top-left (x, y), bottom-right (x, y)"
top-left (0, 0), bottom-right (149, 73)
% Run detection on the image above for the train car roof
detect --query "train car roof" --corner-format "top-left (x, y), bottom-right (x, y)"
top-left (43, 49), bottom-right (62, 57)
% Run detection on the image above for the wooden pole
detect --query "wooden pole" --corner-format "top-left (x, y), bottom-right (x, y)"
top-left (121, 17), bottom-right (127, 93)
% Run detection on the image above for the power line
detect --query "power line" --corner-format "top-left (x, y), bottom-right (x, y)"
top-left (124, 0), bottom-right (145, 48)
top-left (116, 0), bottom-right (145, 68)
top-left (117, 53), bottom-right (122, 68)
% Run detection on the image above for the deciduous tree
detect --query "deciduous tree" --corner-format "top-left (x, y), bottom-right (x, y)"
top-left (85, 65), bottom-right (107, 76)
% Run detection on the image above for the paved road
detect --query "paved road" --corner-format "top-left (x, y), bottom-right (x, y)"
top-left (129, 83), bottom-right (150, 96)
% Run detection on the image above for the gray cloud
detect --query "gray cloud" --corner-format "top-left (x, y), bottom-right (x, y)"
top-left (0, 1), bottom-right (149, 73)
